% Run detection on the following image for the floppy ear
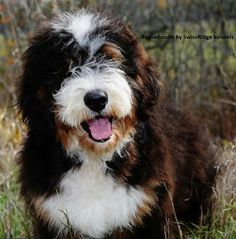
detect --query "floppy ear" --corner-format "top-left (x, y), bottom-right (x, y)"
top-left (17, 27), bottom-right (70, 129)
top-left (133, 42), bottom-right (161, 118)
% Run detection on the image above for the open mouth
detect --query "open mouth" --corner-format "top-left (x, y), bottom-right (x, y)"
top-left (81, 116), bottom-right (113, 143)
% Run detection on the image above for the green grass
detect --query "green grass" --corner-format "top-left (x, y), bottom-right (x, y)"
top-left (0, 108), bottom-right (32, 238)
top-left (0, 177), bottom-right (32, 238)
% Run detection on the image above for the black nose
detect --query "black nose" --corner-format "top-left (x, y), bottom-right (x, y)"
top-left (84, 90), bottom-right (108, 112)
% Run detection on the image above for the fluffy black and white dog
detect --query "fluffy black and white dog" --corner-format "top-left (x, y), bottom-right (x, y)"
top-left (17, 9), bottom-right (216, 239)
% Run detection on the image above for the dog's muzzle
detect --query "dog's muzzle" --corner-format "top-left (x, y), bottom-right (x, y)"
top-left (82, 90), bottom-right (112, 142)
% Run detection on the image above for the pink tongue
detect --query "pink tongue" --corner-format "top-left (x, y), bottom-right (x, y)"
top-left (88, 118), bottom-right (112, 141)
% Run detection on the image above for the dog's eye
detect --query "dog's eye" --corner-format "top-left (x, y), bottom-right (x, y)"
top-left (65, 71), bottom-right (73, 78)
top-left (66, 65), bottom-right (82, 78)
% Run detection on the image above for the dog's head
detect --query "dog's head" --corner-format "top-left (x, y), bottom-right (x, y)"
top-left (18, 9), bottom-right (160, 158)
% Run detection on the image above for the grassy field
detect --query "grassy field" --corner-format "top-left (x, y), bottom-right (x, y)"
top-left (0, 108), bottom-right (236, 239)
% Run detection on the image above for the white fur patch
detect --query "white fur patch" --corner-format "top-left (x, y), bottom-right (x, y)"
top-left (51, 10), bottom-right (109, 58)
top-left (53, 60), bottom-right (132, 128)
top-left (39, 160), bottom-right (148, 238)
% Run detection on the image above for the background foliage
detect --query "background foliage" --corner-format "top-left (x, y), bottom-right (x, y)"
top-left (0, 0), bottom-right (235, 238)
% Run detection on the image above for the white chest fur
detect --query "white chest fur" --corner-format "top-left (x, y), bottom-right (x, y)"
top-left (39, 160), bottom-right (147, 238)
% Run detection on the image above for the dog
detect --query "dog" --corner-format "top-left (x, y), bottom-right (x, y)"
top-left (17, 9), bottom-right (216, 239)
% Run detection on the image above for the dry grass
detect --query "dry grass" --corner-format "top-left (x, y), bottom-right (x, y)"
top-left (0, 108), bottom-right (236, 238)
top-left (211, 141), bottom-right (236, 238)
top-left (0, 108), bottom-right (32, 238)
top-left (187, 141), bottom-right (236, 239)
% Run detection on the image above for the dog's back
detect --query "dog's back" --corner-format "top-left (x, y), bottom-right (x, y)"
top-left (157, 104), bottom-right (216, 223)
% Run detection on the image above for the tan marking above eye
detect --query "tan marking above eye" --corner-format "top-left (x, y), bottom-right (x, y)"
top-left (102, 43), bottom-right (124, 62)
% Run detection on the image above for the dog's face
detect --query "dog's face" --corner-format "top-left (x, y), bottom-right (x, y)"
top-left (18, 10), bottom-right (160, 158)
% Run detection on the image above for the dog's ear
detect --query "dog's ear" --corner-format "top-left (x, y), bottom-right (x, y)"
top-left (133, 42), bottom-right (161, 118)
top-left (17, 27), bottom-right (70, 128)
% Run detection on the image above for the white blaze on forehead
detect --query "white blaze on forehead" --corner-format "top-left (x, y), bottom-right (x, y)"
top-left (69, 13), bottom-right (94, 43)
top-left (51, 10), bottom-right (109, 55)
top-left (53, 61), bottom-right (132, 127)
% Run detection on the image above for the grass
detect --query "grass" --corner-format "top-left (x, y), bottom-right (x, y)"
top-left (0, 176), bottom-right (32, 239)
top-left (188, 141), bottom-right (236, 239)
top-left (0, 108), bottom-right (32, 239)
top-left (0, 108), bottom-right (236, 239)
